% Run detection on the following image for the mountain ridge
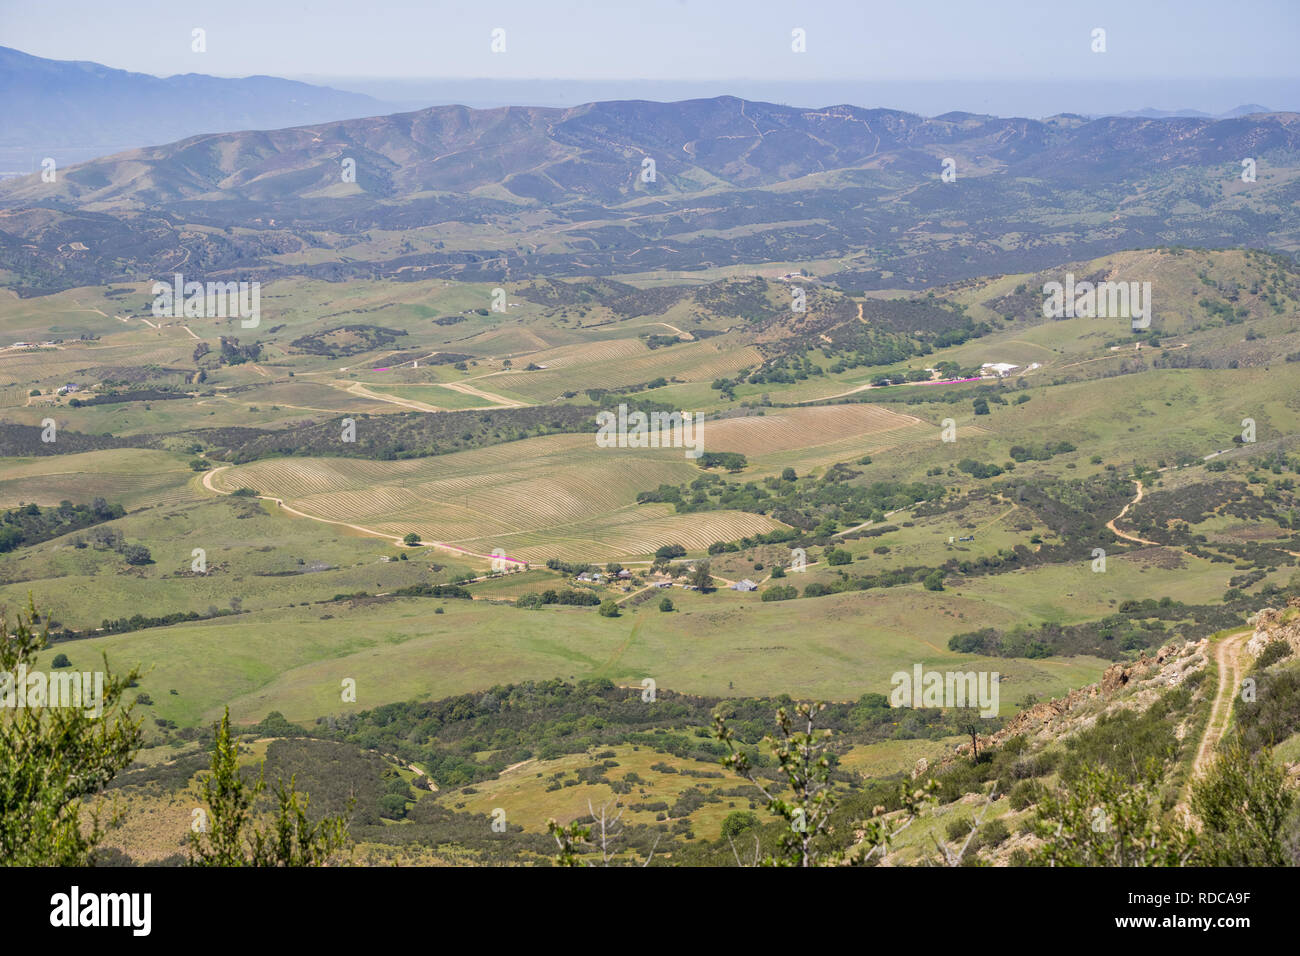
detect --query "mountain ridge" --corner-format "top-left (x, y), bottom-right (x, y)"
top-left (0, 45), bottom-right (392, 153)
top-left (4, 94), bottom-right (1299, 209)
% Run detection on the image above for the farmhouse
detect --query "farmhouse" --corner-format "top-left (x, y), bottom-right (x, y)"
top-left (981, 362), bottom-right (1019, 377)
top-left (732, 579), bottom-right (758, 591)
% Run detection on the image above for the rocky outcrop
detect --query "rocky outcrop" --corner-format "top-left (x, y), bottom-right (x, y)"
top-left (1245, 597), bottom-right (1300, 660)
top-left (946, 639), bottom-right (1207, 763)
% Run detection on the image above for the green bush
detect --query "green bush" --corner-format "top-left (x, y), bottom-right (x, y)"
top-left (720, 810), bottom-right (759, 841)
top-left (1009, 779), bottom-right (1043, 810)
top-left (378, 793), bottom-right (409, 819)
top-left (1255, 640), bottom-right (1292, 669)
top-left (980, 818), bottom-right (1010, 847)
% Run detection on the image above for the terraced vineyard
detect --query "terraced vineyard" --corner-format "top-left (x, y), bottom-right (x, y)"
top-left (704, 404), bottom-right (930, 459)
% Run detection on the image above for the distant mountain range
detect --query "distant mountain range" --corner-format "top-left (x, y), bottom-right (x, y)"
top-left (3, 95), bottom-right (1297, 208)
top-left (2, 71), bottom-right (1299, 297)
top-left (1114, 104), bottom-right (1275, 119)
top-left (1, 45), bottom-right (1290, 169)
top-left (0, 46), bottom-right (391, 158)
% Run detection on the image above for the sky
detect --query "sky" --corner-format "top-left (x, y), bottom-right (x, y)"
top-left (3, 0), bottom-right (1299, 114)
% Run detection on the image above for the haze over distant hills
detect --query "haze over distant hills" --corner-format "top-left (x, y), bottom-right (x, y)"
top-left (297, 74), bottom-right (1300, 119)
top-left (1114, 104), bottom-right (1276, 119)
top-left (3, 44), bottom-right (1297, 176)
top-left (0, 46), bottom-right (393, 175)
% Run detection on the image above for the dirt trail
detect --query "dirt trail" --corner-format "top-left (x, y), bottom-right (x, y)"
top-left (199, 465), bottom-right (522, 566)
top-left (343, 381), bottom-right (444, 412)
top-left (1178, 628), bottom-right (1251, 821)
top-left (596, 613), bottom-right (645, 675)
top-left (975, 502), bottom-right (1019, 535)
top-left (653, 322), bottom-right (694, 340)
top-left (1106, 479), bottom-right (1161, 546)
top-left (797, 373), bottom-right (993, 405)
top-left (834, 507), bottom-right (906, 538)
top-left (1194, 630), bottom-right (1250, 776)
top-left (439, 379), bottom-right (529, 408)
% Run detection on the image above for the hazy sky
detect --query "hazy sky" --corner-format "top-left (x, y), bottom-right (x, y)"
top-left (4, 0), bottom-right (1298, 81)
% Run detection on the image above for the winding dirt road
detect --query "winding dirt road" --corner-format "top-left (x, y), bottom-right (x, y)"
top-left (200, 465), bottom-right (525, 566)
top-left (1106, 479), bottom-right (1161, 546)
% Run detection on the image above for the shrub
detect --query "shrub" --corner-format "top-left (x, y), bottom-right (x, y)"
top-left (378, 794), bottom-right (408, 819)
top-left (980, 818), bottom-right (1010, 847)
top-left (720, 810), bottom-right (759, 840)
top-left (1255, 640), bottom-right (1292, 669)
top-left (121, 544), bottom-right (152, 566)
top-left (1009, 779), bottom-right (1044, 810)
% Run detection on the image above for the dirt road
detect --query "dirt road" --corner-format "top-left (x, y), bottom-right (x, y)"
top-left (1192, 628), bottom-right (1250, 778)
top-left (1106, 479), bottom-right (1161, 546)
top-left (199, 465), bottom-right (526, 567)
top-left (1176, 627), bottom-right (1251, 823)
